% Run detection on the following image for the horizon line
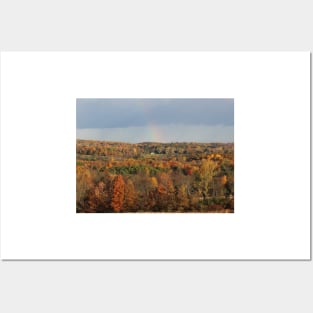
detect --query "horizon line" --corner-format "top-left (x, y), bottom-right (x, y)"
top-left (76, 138), bottom-right (234, 144)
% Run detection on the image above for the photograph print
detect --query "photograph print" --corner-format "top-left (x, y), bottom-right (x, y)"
top-left (76, 99), bottom-right (234, 213)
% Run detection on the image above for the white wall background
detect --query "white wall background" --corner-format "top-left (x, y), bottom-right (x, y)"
top-left (0, 51), bottom-right (310, 260)
top-left (0, 1), bottom-right (312, 313)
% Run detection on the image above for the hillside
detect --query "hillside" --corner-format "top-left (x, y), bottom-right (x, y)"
top-left (77, 140), bottom-right (234, 213)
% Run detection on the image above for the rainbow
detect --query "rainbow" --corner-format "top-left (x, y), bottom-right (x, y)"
top-left (146, 121), bottom-right (164, 143)
top-left (139, 101), bottom-right (164, 143)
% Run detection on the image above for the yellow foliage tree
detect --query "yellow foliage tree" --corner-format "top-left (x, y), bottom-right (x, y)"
top-left (151, 176), bottom-right (158, 188)
top-left (125, 179), bottom-right (136, 211)
top-left (199, 159), bottom-right (217, 201)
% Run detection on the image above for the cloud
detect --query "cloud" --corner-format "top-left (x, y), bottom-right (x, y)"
top-left (76, 98), bottom-right (234, 129)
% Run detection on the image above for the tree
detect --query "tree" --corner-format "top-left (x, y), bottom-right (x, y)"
top-left (76, 168), bottom-right (93, 212)
top-left (176, 184), bottom-right (189, 211)
top-left (151, 176), bottom-right (158, 189)
top-left (110, 175), bottom-right (125, 212)
top-left (84, 186), bottom-right (98, 213)
top-left (221, 175), bottom-right (227, 186)
top-left (125, 179), bottom-right (136, 211)
top-left (158, 172), bottom-right (175, 193)
top-left (155, 173), bottom-right (175, 211)
top-left (198, 159), bottom-right (217, 201)
top-left (83, 180), bottom-right (111, 213)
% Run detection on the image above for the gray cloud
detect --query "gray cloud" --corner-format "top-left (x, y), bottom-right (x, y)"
top-left (76, 98), bottom-right (234, 129)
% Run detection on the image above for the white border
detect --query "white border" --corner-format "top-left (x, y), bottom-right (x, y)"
top-left (0, 52), bottom-right (310, 259)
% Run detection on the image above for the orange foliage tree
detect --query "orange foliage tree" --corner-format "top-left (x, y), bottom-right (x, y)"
top-left (110, 175), bottom-right (125, 212)
top-left (155, 173), bottom-right (175, 211)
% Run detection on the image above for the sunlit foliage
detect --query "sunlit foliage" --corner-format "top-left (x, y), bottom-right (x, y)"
top-left (77, 140), bottom-right (234, 213)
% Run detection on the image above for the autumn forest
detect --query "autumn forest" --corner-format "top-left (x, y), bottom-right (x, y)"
top-left (76, 140), bottom-right (234, 213)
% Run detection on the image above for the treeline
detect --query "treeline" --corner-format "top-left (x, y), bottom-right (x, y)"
top-left (77, 140), bottom-right (234, 213)
top-left (77, 140), bottom-right (234, 160)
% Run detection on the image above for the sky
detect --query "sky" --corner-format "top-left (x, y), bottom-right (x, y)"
top-left (76, 99), bottom-right (234, 143)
